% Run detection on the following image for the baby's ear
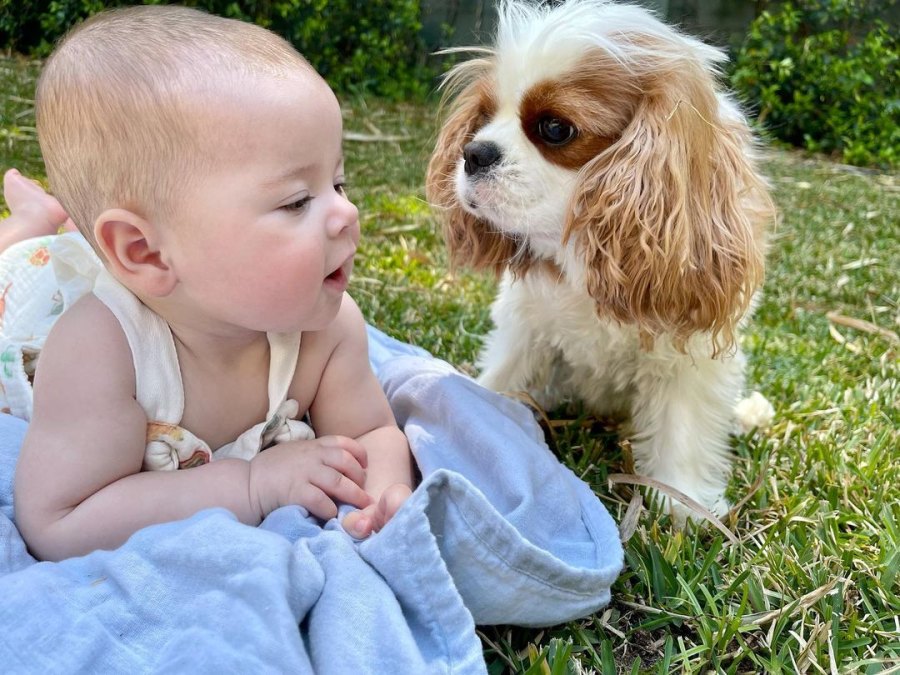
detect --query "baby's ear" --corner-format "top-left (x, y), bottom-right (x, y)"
top-left (93, 209), bottom-right (176, 297)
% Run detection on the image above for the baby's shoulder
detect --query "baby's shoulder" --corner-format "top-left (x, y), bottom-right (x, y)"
top-left (41, 292), bottom-right (133, 375)
top-left (331, 293), bottom-right (366, 335)
top-left (302, 293), bottom-right (366, 353)
top-left (289, 294), bottom-right (366, 397)
top-left (51, 291), bottom-right (122, 336)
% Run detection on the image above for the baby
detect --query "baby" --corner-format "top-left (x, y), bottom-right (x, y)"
top-left (6, 5), bottom-right (413, 561)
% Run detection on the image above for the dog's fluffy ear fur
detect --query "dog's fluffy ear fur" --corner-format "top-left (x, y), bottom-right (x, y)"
top-left (426, 65), bottom-right (532, 277)
top-left (566, 54), bottom-right (773, 353)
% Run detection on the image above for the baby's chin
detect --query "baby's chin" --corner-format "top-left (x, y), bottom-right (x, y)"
top-left (270, 300), bottom-right (344, 335)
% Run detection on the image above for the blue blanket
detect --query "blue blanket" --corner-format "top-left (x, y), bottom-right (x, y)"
top-left (0, 326), bottom-right (623, 673)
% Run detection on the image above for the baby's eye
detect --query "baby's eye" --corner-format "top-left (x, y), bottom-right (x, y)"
top-left (334, 182), bottom-right (347, 196)
top-left (283, 195), bottom-right (312, 212)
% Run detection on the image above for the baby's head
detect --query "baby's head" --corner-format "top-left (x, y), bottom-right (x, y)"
top-left (36, 5), bottom-right (320, 250)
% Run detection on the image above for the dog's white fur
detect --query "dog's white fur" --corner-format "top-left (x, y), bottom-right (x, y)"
top-left (426, 0), bottom-right (775, 518)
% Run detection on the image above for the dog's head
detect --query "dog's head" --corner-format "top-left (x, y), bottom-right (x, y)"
top-left (426, 0), bottom-right (774, 352)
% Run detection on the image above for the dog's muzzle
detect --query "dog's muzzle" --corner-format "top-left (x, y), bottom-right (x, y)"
top-left (463, 141), bottom-right (502, 176)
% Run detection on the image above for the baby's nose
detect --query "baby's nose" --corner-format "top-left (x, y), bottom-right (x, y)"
top-left (329, 195), bottom-right (359, 238)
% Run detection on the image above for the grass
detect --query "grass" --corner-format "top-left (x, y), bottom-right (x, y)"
top-left (3, 55), bottom-right (899, 673)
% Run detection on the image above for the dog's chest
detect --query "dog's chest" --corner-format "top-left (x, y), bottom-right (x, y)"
top-left (499, 272), bottom-right (640, 385)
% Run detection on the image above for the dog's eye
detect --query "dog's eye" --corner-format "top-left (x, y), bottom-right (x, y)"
top-left (536, 117), bottom-right (576, 146)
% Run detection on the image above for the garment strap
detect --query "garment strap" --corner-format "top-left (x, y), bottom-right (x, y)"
top-left (91, 270), bottom-right (184, 425)
top-left (265, 331), bottom-right (302, 417)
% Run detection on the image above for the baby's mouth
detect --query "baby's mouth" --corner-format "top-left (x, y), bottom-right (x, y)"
top-left (324, 254), bottom-right (354, 289)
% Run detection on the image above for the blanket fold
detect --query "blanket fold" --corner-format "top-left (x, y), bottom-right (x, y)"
top-left (0, 326), bottom-right (623, 673)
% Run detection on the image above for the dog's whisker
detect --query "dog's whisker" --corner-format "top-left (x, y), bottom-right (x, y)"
top-left (665, 98), bottom-right (725, 133)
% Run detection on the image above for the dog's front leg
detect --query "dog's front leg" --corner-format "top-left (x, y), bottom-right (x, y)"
top-left (476, 279), bottom-right (555, 402)
top-left (628, 346), bottom-right (747, 522)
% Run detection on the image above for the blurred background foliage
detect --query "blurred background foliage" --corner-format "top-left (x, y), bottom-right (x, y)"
top-left (731, 0), bottom-right (898, 169)
top-left (0, 0), bottom-right (433, 98)
top-left (0, 0), bottom-right (897, 168)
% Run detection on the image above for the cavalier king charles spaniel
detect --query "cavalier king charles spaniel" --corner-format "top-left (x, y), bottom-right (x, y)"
top-left (426, 0), bottom-right (775, 520)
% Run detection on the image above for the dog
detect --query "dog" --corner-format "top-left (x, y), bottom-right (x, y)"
top-left (426, 0), bottom-right (775, 519)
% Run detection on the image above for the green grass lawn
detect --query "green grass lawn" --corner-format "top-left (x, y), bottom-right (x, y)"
top-left (3, 55), bottom-right (898, 673)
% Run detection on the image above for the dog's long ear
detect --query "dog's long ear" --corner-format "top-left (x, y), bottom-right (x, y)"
top-left (425, 70), bottom-right (522, 276)
top-left (566, 53), bottom-right (774, 354)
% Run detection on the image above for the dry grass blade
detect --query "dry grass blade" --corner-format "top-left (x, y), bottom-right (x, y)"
top-left (727, 461), bottom-right (768, 520)
top-left (618, 491), bottom-right (643, 543)
top-left (476, 629), bottom-right (518, 672)
top-left (502, 390), bottom-right (556, 444)
top-left (826, 311), bottom-right (899, 343)
top-left (343, 131), bottom-right (412, 143)
top-left (742, 578), bottom-right (845, 627)
top-left (618, 599), bottom-right (692, 620)
top-left (607, 473), bottom-right (739, 545)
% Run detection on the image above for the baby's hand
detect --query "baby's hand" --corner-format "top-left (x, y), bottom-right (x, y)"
top-left (248, 435), bottom-right (371, 521)
top-left (343, 483), bottom-right (413, 539)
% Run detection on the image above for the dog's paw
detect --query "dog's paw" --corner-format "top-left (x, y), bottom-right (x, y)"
top-left (658, 491), bottom-right (731, 527)
top-left (734, 391), bottom-right (774, 433)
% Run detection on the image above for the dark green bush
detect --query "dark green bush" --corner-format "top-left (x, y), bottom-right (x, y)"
top-left (731, 0), bottom-right (899, 168)
top-left (0, 0), bottom-right (434, 99)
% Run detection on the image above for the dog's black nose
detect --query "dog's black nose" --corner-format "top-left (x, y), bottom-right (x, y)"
top-left (463, 141), bottom-right (502, 175)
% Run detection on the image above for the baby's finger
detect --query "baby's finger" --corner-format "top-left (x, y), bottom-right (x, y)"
top-left (323, 447), bottom-right (367, 487)
top-left (319, 435), bottom-right (368, 468)
top-left (343, 505), bottom-right (377, 539)
top-left (298, 485), bottom-right (339, 521)
top-left (371, 483), bottom-right (413, 533)
top-left (311, 466), bottom-right (371, 509)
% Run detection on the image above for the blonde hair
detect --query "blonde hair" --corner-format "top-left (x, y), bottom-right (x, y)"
top-left (36, 5), bottom-right (314, 248)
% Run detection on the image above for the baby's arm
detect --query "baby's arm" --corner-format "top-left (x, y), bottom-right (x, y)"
top-left (14, 295), bottom-right (370, 561)
top-left (309, 296), bottom-right (413, 533)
